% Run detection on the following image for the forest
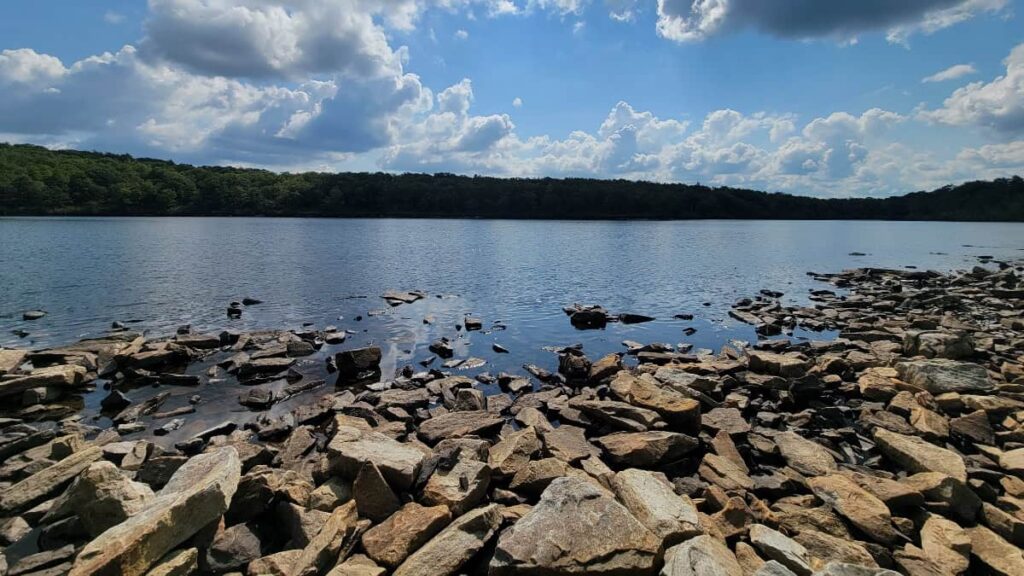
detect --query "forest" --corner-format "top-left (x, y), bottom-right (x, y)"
top-left (1, 143), bottom-right (1022, 221)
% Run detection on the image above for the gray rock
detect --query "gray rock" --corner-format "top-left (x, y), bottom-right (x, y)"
top-left (896, 359), bottom-right (993, 394)
top-left (661, 534), bottom-right (743, 576)
top-left (749, 524), bottom-right (812, 576)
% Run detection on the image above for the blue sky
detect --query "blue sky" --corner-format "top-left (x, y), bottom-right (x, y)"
top-left (1, 0), bottom-right (1023, 197)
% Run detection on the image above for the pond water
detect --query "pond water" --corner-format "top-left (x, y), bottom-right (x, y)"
top-left (2, 217), bottom-right (1023, 442)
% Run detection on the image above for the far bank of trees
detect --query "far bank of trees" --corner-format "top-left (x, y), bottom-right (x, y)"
top-left (1, 143), bottom-right (1022, 221)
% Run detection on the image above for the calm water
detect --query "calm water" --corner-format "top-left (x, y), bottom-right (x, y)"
top-left (2, 217), bottom-right (1024, 378)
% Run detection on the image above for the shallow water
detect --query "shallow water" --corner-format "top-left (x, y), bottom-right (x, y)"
top-left (2, 217), bottom-right (1023, 442)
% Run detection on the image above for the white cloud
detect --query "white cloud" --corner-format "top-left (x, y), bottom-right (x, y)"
top-left (922, 63), bottom-right (977, 83)
top-left (919, 43), bottom-right (1024, 135)
top-left (104, 11), bottom-right (126, 24)
top-left (656, 0), bottom-right (1007, 44)
top-left (512, 97), bottom-right (523, 108)
top-left (454, 29), bottom-right (469, 40)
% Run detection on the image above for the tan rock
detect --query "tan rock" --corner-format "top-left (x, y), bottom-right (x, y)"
top-left (0, 445), bottom-right (104, 514)
top-left (920, 515), bottom-right (970, 575)
top-left (69, 447), bottom-right (242, 576)
top-left (699, 453), bottom-right (754, 492)
top-left (394, 504), bottom-right (502, 576)
top-left (422, 457), bottom-right (490, 515)
top-left (45, 460), bottom-right (154, 536)
top-left (793, 530), bottom-right (876, 571)
top-left (610, 372), bottom-right (701, 433)
top-left (873, 428), bottom-right (966, 482)
top-left (145, 548), bottom-right (198, 576)
top-left (327, 426), bottom-right (425, 491)
top-left (595, 431), bottom-right (699, 467)
top-left (361, 503), bottom-right (452, 568)
top-left (807, 474), bottom-right (898, 544)
top-left (327, 554), bottom-right (386, 576)
top-left (773, 432), bottom-right (836, 477)
top-left (661, 535), bottom-right (743, 576)
top-left (966, 525), bottom-right (1024, 576)
top-left (289, 501), bottom-right (359, 576)
top-left (417, 411), bottom-right (504, 445)
top-left (488, 427), bottom-right (541, 477)
top-left (613, 468), bottom-right (701, 545)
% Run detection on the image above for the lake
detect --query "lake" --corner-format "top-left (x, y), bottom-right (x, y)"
top-left (2, 217), bottom-right (1024, 375)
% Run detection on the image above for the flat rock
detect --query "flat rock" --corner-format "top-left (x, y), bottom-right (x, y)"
top-left (610, 372), bottom-right (700, 433)
top-left (699, 453), bottom-right (754, 492)
top-left (490, 477), bottom-right (660, 575)
top-left (69, 446), bottom-right (241, 576)
top-left (774, 432), bottom-right (836, 477)
top-left (873, 428), bottom-right (966, 482)
top-left (394, 504), bottom-right (502, 576)
top-left (703, 408), bottom-right (751, 436)
top-left (422, 457), bottom-right (490, 515)
top-left (327, 426), bottom-right (425, 491)
top-left (418, 411), bottom-right (504, 445)
top-left (749, 524), bottom-right (812, 576)
top-left (661, 534), bottom-right (743, 576)
top-left (361, 503), bottom-right (452, 568)
top-left (965, 524), bottom-right (1024, 576)
top-left (595, 431), bottom-right (698, 468)
top-left (0, 445), bottom-right (104, 514)
top-left (895, 359), bottom-right (994, 394)
top-left (489, 427), bottom-right (542, 478)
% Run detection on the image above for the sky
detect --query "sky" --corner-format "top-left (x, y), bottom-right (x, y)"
top-left (1, 1), bottom-right (1023, 197)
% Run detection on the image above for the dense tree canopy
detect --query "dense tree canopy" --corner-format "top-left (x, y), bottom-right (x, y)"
top-left (1, 143), bottom-right (1022, 220)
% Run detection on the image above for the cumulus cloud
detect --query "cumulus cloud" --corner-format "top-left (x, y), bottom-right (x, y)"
top-left (454, 29), bottom-right (470, 39)
top-left (920, 43), bottom-right (1024, 135)
top-left (512, 97), bottom-right (523, 108)
top-left (656, 0), bottom-right (1006, 43)
top-left (922, 63), bottom-right (977, 83)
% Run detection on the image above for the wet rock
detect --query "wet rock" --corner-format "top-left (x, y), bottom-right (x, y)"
top-left (595, 431), bottom-right (699, 468)
top-left (327, 426), bottom-right (425, 491)
top-left (394, 504), bottom-right (502, 576)
top-left (334, 346), bottom-right (382, 377)
top-left (895, 359), bottom-right (994, 395)
top-left (661, 533), bottom-right (743, 576)
top-left (68, 446), bottom-right (241, 576)
top-left (613, 468), bottom-right (701, 544)
top-left (490, 477), bottom-right (660, 575)
top-left (100, 390), bottom-right (131, 411)
top-left (873, 428), bottom-right (966, 482)
top-left (22, 310), bottom-right (46, 320)
top-left (361, 503), bottom-right (452, 568)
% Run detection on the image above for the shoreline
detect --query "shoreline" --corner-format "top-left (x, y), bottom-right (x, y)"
top-left (1, 259), bottom-right (1023, 574)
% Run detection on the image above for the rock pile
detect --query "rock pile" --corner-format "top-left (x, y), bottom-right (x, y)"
top-left (0, 261), bottom-right (1023, 575)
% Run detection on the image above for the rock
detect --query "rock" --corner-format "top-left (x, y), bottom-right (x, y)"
top-left (7, 544), bottom-right (75, 575)
top-left (774, 432), bottom-right (836, 477)
top-left (613, 468), bottom-right (701, 545)
top-left (793, 530), bottom-right (876, 570)
top-left (422, 457), bottom-right (490, 515)
top-left (394, 504), bottom-right (502, 576)
top-left (590, 354), bottom-right (623, 382)
top-left (703, 408), bottom-right (751, 436)
top-left (755, 561), bottom-right (799, 576)
top-left (661, 534), bottom-right (743, 576)
top-left (354, 462), bottom-right (401, 522)
top-left (872, 428), bottom-right (966, 482)
top-left (276, 502), bottom-right (330, 548)
top-left (839, 471), bottom-right (923, 510)
top-left (247, 550), bottom-right (301, 576)
top-left (699, 453), bottom-right (754, 492)
top-left (812, 563), bottom-right (900, 576)
top-left (101, 390), bottom-right (132, 411)
top-left (572, 399), bottom-right (664, 431)
top-left (418, 411), bottom-right (504, 445)
top-left (748, 351), bottom-right (811, 377)
top-left (919, 515), bottom-right (970, 575)
top-left (490, 477), bottom-right (660, 575)
top-left (0, 364), bottom-right (87, 398)
top-left (540, 425), bottom-right (595, 463)
top-left (289, 501), bottom-right (360, 576)
top-left (807, 475), bottom-right (898, 544)
top-left (902, 473), bottom-right (981, 523)
top-left (965, 525), bottom-right (1024, 576)
top-left (329, 554), bottom-right (386, 576)
top-left (749, 524), bottom-right (812, 576)
top-left (902, 331), bottom-right (973, 359)
top-left (909, 405), bottom-right (949, 440)
top-left (68, 447), bottom-right (242, 576)
top-left (22, 310), bottom-right (46, 320)
top-left (0, 445), bottom-right (104, 514)
top-left (949, 410), bottom-right (994, 445)
top-left (0, 516), bottom-right (30, 545)
top-left (334, 346), bottom-right (382, 376)
top-left (1000, 447), bottom-right (1024, 476)
top-left (361, 503), bottom-right (452, 568)
top-left (307, 478), bottom-right (352, 512)
top-left (206, 522), bottom-right (263, 572)
top-left (327, 426), bottom-right (425, 491)
top-left (595, 431), bottom-right (698, 468)
top-left (175, 333), bottom-right (221, 349)
top-left (146, 548), bottom-right (198, 576)
top-left (489, 427), bottom-right (542, 477)
top-left (610, 372), bottom-right (701, 433)
top-left (508, 457), bottom-right (581, 497)
top-left (44, 461), bottom-right (154, 536)
top-left (895, 359), bottom-right (994, 395)
top-left (0, 349), bottom-right (27, 375)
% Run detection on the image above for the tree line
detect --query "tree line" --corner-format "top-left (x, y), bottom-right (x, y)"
top-left (1, 143), bottom-right (1022, 221)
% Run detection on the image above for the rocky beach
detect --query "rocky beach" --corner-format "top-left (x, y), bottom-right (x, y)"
top-left (2, 259), bottom-right (1024, 576)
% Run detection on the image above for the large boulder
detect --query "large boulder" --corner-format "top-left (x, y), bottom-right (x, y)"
top-left (394, 504), bottom-right (502, 576)
top-left (612, 468), bottom-right (701, 545)
top-left (44, 461), bottom-right (154, 536)
top-left (334, 346), bottom-right (382, 376)
top-left (68, 447), bottom-right (242, 576)
top-left (490, 476), bottom-right (660, 575)
top-left (902, 330), bottom-right (973, 359)
top-left (327, 426), bottom-right (426, 491)
top-left (895, 359), bottom-right (994, 395)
